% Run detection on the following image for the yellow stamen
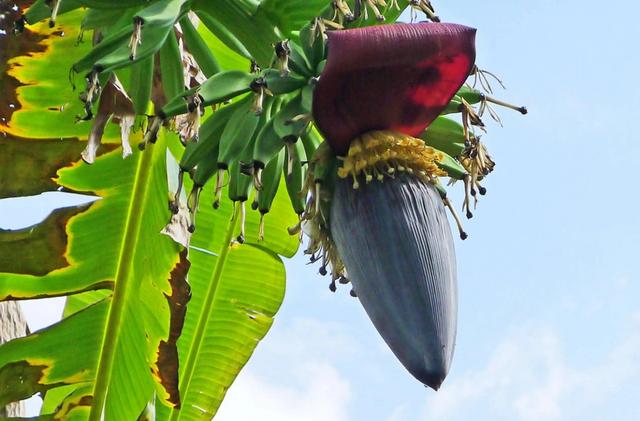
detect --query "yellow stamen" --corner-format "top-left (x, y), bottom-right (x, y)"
top-left (336, 130), bottom-right (447, 188)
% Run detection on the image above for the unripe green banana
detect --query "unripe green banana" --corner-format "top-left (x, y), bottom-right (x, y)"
top-left (192, 143), bottom-right (221, 188)
top-left (256, 148), bottom-right (285, 240)
top-left (179, 15), bottom-right (221, 77)
top-left (128, 55), bottom-right (154, 115)
top-left (284, 139), bottom-right (307, 216)
top-left (251, 118), bottom-right (285, 180)
top-left (23, 0), bottom-right (82, 27)
top-left (82, 7), bottom-right (129, 31)
top-left (300, 83), bottom-right (314, 113)
top-left (300, 126), bottom-right (323, 165)
top-left (228, 129), bottom-right (259, 242)
top-left (134, 0), bottom-right (188, 27)
top-left (273, 94), bottom-right (310, 140)
top-left (158, 30), bottom-right (185, 104)
top-left (299, 19), bottom-right (326, 70)
top-left (249, 96), bottom-right (285, 181)
top-left (442, 96), bottom-right (462, 115)
top-left (193, 0), bottom-right (279, 66)
top-left (159, 70), bottom-right (255, 119)
top-left (86, 0), bottom-right (187, 73)
top-left (194, 10), bottom-right (251, 59)
top-left (79, 0), bottom-right (151, 9)
top-left (72, 19), bottom-right (135, 74)
top-left (93, 23), bottom-right (173, 73)
top-left (420, 116), bottom-right (466, 157)
top-left (217, 95), bottom-right (267, 170)
top-left (213, 94), bottom-right (269, 205)
top-left (283, 40), bottom-right (313, 78)
top-left (228, 159), bottom-right (254, 203)
top-left (179, 101), bottom-right (241, 171)
top-left (435, 150), bottom-right (468, 180)
top-left (262, 69), bottom-right (307, 95)
top-left (456, 85), bottom-right (484, 104)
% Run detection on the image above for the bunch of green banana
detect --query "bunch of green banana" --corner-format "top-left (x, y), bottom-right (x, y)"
top-left (12, 0), bottom-right (529, 402)
top-left (15, 0), bottom-right (527, 244)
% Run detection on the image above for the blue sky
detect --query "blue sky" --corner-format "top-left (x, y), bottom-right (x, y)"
top-left (2, 0), bottom-right (640, 419)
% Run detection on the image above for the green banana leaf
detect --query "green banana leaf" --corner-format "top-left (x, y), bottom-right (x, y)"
top-left (0, 8), bottom-right (298, 420)
top-left (193, 0), bottom-right (330, 66)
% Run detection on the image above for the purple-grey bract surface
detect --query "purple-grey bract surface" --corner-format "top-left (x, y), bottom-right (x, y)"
top-left (330, 175), bottom-right (457, 389)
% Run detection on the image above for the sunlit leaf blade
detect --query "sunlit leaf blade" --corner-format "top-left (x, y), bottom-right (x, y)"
top-left (0, 135), bottom-right (117, 199)
top-left (0, 299), bottom-right (108, 407)
top-left (0, 204), bottom-right (89, 276)
top-left (0, 135), bottom-right (185, 418)
top-left (1, 12), bottom-right (186, 411)
top-left (0, 8), bottom-right (118, 199)
top-left (1, 2), bottom-right (300, 418)
top-left (154, 141), bottom-right (298, 420)
top-left (165, 244), bottom-right (287, 420)
top-left (4, 11), bottom-right (119, 141)
top-left (257, 0), bottom-right (327, 35)
top-left (191, 17), bottom-right (250, 72)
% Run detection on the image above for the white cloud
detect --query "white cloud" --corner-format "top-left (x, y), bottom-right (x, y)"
top-left (216, 362), bottom-right (350, 421)
top-left (215, 317), bottom-right (355, 421)
top-left (262, 317), bottom-right (362, 360)
top-left (422, 314), bottom-right (640, 421)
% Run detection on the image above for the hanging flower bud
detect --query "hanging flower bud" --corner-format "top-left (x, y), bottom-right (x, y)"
top-left (331, 175), bottom-right (457, 390)
top-left (305, 22), bottom-right (477, 389)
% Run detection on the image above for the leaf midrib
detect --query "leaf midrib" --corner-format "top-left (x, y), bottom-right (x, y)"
top-left (168, 207), bottom-right (239, 421)
top-left (89, 144), bottom-right (156, 421)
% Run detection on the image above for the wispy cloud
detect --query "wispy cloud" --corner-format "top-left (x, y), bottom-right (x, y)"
top-left (215, 317), bottom-right (355, 421)
top-left (216, 362), bottom-right (350, 421)
top-left (422, 313), bottom-right (640, 421)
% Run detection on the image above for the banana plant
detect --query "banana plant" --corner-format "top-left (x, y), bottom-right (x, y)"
top-left (0, 0), bottom-right (526, 419)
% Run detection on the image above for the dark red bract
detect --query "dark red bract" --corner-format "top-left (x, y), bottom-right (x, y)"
top-left (313, 23), bottom-right (476, 155)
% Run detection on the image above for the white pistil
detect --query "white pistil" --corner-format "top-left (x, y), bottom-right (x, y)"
top-left (171, 170), bottom-right (185, 214)
top-left (86, 71), bottom-right (100, 105)
top-left (252, 88), bottom-right (265, 115)
top-left (462, 175), bottom-right (472, 218)
top-left (485, 96), bottom-right (528, 115)
top-left (49, 0), bottom-right (61, 27)
top-left (286, 142), bottom-right (296, 176)
top-left (187, 186), bottom-right (201, 233)
top-left (253, 167), bottom-right (263, 190)
top-left (129, 19), bottom-right (143, 60)
top-left (141, 116), bottom-right (162, 148)
top-left (238, 202), bottom-right (246, 243)
top-left (213, 169), bottom-right (225, 209)
top-left (258, 213), bottom-right (265, 241)
top-left (443, 196), bottom-right (468, 240)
